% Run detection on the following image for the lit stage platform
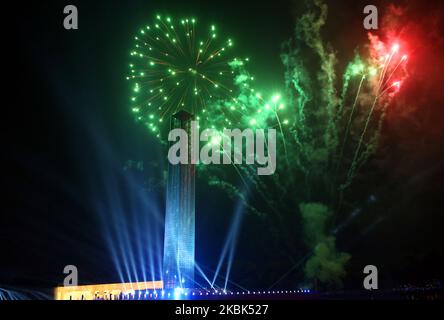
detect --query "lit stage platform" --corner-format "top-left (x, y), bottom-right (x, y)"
top-left (54, 281), bottom-right (163, 300)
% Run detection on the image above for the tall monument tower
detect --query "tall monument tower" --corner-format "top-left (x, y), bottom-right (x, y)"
top-left (163, 110), bottom-right (195, 289)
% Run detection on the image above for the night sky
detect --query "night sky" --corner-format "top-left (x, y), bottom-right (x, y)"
top-left (2, 0), bottom-right (444, 292)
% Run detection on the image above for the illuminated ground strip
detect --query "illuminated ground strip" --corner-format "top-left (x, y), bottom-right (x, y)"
top-left (54, 283), bottom-right (313, 300)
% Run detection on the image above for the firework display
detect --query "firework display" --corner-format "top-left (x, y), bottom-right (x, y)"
top-left (8, 0), bottom-right (444, 306)
top-left (127, 11), bottom-right (409, 282)
top-left (127, 15), bottom-right (243, 137)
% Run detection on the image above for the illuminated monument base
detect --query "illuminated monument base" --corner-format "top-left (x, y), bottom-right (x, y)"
top-left (163, 110), bottom-right (196, 289)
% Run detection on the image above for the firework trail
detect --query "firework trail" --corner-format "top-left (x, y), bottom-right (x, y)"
top-left (200, 1), bottom-right (408, 287)
top-left (342, 41), bottom-right (408, 191)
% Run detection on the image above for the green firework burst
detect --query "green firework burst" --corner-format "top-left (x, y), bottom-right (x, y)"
top-left (127, 15), bottom-right (239, 138)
